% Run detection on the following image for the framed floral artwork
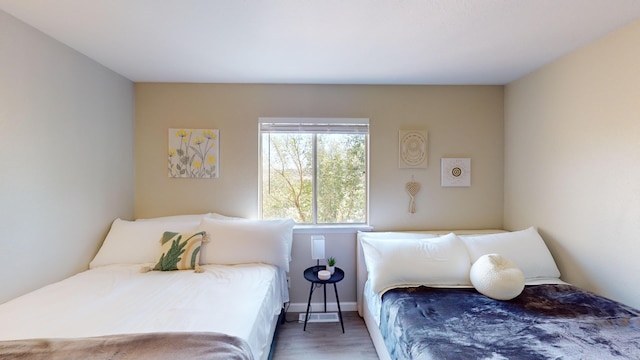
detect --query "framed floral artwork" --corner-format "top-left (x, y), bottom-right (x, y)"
top-left (168, 128), bottom-right (219, 178)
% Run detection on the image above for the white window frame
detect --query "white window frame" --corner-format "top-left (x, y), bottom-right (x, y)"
top-left (258, 117), bottom-right (370, 225)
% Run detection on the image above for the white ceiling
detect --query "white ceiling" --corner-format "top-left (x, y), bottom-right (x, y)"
top-left (2, 0), bottom-right (640, 85)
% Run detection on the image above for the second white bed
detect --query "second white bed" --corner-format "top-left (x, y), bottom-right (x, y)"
top-left (0, 263), bottom-right (287, 360)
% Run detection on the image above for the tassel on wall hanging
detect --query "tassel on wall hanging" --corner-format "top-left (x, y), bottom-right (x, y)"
top-left (405, 177), bottom-right (421, 214)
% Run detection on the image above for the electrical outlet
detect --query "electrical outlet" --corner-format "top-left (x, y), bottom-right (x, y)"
top-left (287, 276), bottom-right (291, 289)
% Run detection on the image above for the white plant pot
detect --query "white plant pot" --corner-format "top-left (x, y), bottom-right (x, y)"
top-left (326, 265), bottom-right (335, 275)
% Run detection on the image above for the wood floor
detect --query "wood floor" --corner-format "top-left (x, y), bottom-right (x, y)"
top-left (272, 311), bottom-right (379, 360)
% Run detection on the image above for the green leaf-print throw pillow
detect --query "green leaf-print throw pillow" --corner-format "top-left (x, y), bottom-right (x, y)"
top-left (154, 231), bottom-right (206, 271)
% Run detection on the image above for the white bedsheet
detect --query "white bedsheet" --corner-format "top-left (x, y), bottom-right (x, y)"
top-left (0, 263), bottom-right (287, 360)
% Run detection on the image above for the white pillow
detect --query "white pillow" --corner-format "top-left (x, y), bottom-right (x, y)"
top-left (207, 213), bottom-right (246, 221)
top-left (135, 213), bottom-right (209, 223)
top-left (461, 226), bottom-right (560, 281)
top-left (90, 218), bottom-right (199, 268)
top-left (360, 233), bottom-right (472, 294)
top-left (358, 231), bottom-right (440, 241)
top-left (470, 254), bottom-right (525, 300)
top-left (198, 217), bottom-right (294, 271)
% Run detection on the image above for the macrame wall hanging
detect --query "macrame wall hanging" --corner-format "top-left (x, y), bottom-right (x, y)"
top-left (405, 177), bottom-right (421, 214)
top-left (399, 130), bottom-right (426, 213)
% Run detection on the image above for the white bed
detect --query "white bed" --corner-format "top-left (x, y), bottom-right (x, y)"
top-left (356, 228), bottom-right (640, 360)
top-left (0, 213), bottom-right (294, 360)
top-left (356, 228), bottom-right (555, 360)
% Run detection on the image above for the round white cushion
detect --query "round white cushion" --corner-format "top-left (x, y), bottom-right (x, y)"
top-left (470, 253), bottom-right (525, 300)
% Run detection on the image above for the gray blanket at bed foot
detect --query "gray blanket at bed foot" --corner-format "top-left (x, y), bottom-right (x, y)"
top-left (0, 331), bottom-right (254, 360)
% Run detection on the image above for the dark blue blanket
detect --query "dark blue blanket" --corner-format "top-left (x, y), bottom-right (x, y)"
top-left (380, 285), bottom-right (640, 360)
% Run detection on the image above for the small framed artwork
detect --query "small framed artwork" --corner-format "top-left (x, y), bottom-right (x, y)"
top-left (168, 128), bottom-right (219, 178)
top-left (441, 158), bottom-right (471, 187)
top-left (399, 130), bottom-right (428, 169)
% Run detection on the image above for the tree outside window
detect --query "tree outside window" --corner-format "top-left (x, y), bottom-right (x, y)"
top-left (259, 119), bottom-right (368, 225)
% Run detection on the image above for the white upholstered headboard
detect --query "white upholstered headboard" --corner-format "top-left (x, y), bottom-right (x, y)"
top-left (355, 229), bottom-right (506, 316)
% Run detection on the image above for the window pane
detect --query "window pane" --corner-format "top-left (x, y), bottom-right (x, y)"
top-left (259, 118), bottom-right (369, 225)
top-left (261, 133), bottom-right (313, 223)
top-left (316, 134), bottom-right (367, 224)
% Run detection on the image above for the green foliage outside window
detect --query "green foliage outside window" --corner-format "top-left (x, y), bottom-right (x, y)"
top-left (261, 131), bottom-right (367, 224)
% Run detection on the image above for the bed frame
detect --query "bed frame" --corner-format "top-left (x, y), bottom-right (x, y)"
top-left (266, 308), bottom-right (286, 360)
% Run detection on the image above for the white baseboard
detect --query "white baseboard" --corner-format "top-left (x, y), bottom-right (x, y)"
top-left (287, 301), bottom-right (357, 313)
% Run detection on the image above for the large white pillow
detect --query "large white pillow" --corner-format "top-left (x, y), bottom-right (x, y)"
top-left (198, 217), bottom-right (294, 272)
top-left (358, 231), bottom-right (440, 241)
top-left (461, 226), bottom-right (560, 281)
top-left (90, 218), bottom-right (199, 268)
top-left (207, 213), bottom-right (246, 221)
top-left (360, 233), bottom-right (472, 294)
top-left (135, 213), bottom-right (209, 223)
top-left (135, 213), bottom-right (245, 223)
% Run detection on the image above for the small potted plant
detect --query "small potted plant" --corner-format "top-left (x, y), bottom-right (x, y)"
top-left (326, 256), bottom-right (336, 275)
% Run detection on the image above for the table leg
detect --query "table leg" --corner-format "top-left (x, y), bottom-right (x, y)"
top-left (333, 283), bottom-right (344, 333)
top-left (303, 282), bottom-right (314, 331)
top-left (323, 284), bottom-right (327, 312)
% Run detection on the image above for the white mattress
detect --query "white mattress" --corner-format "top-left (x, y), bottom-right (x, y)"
top-left (0, 263), bottom-right (287, 360)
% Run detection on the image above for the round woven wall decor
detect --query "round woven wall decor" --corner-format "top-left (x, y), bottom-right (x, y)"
top-left (400, 131), bottom-right (427, 167)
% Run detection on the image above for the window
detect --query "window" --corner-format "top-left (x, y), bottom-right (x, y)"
top-left (259, 118), bottom-right (369, 225)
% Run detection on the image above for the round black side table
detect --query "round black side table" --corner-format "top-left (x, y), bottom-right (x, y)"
top-left (302, 265), bottom-right (345, 333)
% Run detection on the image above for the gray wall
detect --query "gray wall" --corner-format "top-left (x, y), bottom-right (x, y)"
top-left (0, 11), bottom-right (135, 304)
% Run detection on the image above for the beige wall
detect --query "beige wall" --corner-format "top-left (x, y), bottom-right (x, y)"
top-left (0, 11), bottom-right (135, 304)
top-left (135, 83), bottom-right (504, 304)
top-left (504, 20), bottom-right (640, 308)
top-left (135, 84), bottom-right (504, 228)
